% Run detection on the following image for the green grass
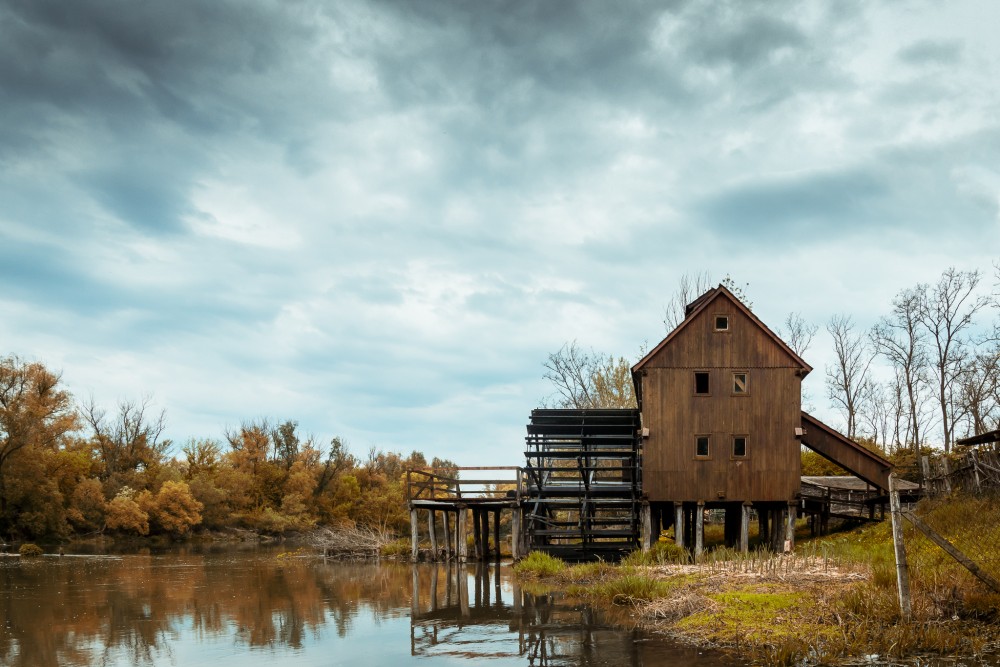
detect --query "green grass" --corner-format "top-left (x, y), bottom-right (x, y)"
top-left (513, 551), bottom-right (566, 578)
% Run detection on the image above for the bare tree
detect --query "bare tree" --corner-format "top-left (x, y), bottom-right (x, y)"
top-left (826, 315), bottom-right (874, 440)
top-left (83, 395), bottom-right (168, 485)
top-left (957, 345), bottom-right (1000, 437)
top-left (780, 312), bottom-right (818, 358)
top-left (663, 271), bottom-right (712, 331)
top-left (871, 287), bottom-right (929, 454)
top-left (919, 267), bottom-right (990, 451)
top-left (542, 341), bottom-right (636, 409)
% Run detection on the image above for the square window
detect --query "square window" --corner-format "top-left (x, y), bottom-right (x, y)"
top-left (733, 372), bottom-right (748, 394)
top-left (715, 315), bottom-right (729, 331)
top-left (733, 436), bottom-right (747, 458)
top-left (696, 435), bottom-right (710, 457)
top-left (694, 371), bottom-right (710, 395)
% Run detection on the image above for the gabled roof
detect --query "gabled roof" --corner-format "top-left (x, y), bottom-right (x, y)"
top-left (631, 284), bottom-right (813, 375)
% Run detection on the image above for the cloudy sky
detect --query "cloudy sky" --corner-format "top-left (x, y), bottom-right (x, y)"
top-left (2, 0), bottom-right (999, 465)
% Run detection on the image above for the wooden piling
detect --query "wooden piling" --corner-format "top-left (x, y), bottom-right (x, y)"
top-left (472, 509), bottom-right (482, 560)
top-left (510, 507), bottom-right (521, 560)
top-left (694, 501), bottom-right (704, 561)
top-left (785, 501), bottom-right (796, 552)
top-left (740, 502), bottom-right (750, 553)
top-left (442, 511), bottom-right (452, 560)
top-left (428, 510), bottom-right (438, 560)
top-left (457, 506), bottom-right (468, 563)
top-left (493, 510), bottom-right (501, 560)
top-left (674, 502), bottom-right (684, 548)
top-left (410, 508), bottom-right (419, 561)
top-left (641, 503), bottom-right (652, 552)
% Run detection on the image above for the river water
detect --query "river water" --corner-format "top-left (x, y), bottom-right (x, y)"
top-left (0, 545), bottom-right (740, 667)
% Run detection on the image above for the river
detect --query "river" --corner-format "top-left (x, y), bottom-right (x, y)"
top-left (0, 544), bottom-right (740, 667)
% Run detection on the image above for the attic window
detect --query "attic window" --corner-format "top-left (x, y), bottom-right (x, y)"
top-left (732, 372), bottom-right (748, 395)
top-left (715, 315), bottom-right (729, 331)
top-left (694, 371), bottom-right (710, 395)
top-left (696, 435), bottom-right (710, 458)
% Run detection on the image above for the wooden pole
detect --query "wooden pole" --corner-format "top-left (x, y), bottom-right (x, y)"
top-left (740, 502), bottom-right (750, 553)
top-left (410, 508), bottom-right (420, 561)
top-left (942, 457), bottom-right (952, 494)
top-left (889, 474), bottom-right (913, 621)
top-left (511, 507), bottom-right (521, 560)
top-left (694, 501), bottom-right (704, 561)
top-left (785, 501), bottom-right (796, 552)
top-left (493, 510), bottom-right (501, 560)
top-left (428, 510), bottom-right (438, 561)
top-left (442, 510), bottom-right (452, 560)
top-left (674, 502), bottom-right (685, 548)
top-left (472, 509), bottom-right (482, 560)
top-left (481, 510), bottom-right (491, 560)
top-left (921, 455), bottom-right (931, 494)
top-left (457, 507), bottom-right (468, 563)
top-left (640, 503), bottom-right (652, 552)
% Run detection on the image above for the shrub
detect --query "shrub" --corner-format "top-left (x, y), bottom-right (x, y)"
top-left (622, 541), bottom-right (688, 566)
top-left (18, 543), bottom-right (43, 557)
top-left (513, 551), bottom-right (566, 578)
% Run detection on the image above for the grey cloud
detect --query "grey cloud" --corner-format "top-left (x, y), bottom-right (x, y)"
top-left (897, 39), bottom-right (963, 66)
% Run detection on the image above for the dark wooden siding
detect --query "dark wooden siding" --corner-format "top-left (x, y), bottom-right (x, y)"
top-left (640, 294), bottom-right (802, 502)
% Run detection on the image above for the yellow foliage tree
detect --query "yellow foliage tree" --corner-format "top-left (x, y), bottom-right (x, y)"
top-left (105, 487), bottom-right (149, 535)
top-left (150, 481), bottom-right (203, 536)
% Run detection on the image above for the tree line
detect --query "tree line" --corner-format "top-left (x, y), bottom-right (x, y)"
top-left (0, 355), bottom-right (452, 541)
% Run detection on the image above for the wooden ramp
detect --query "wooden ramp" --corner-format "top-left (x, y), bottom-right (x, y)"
top-left (800, 412), bottom-right (892, 491)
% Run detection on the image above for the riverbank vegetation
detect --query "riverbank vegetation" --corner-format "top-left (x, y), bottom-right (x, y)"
top-left (0, 354), bottom-right (452, 544)
top-left (514, 495), bottom-right (1000, 666)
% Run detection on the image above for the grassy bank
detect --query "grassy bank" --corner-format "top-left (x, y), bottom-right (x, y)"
top-left (513, 497), bottom-right (1000, 665)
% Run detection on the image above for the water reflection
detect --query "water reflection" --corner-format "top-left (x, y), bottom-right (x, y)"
top-left (0, 547), bottom-right (738, 667)
top-left (410, 561), bottom-right (734, 666)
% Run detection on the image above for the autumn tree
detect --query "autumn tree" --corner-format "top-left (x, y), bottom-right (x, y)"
top-left (148, 481), bottom-right (203, 536)
top-left (0, 356), bottom-right (79, 532)
top-left (83, 396), bottom-right (169, 493)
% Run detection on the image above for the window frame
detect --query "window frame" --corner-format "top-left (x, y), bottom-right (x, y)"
top-left (693, 370), bottom-right (711, 396)
top-left (731, 434), bottom-right (748, 459)
top-left (714, 314), bottom-right (730, 332)
top-left (732, 371), bottom-right (749, 396)
top-left (695, 434), bottom-right (711, 459)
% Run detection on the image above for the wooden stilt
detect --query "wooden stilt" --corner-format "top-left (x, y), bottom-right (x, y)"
top-left (740, 502), bottom-right (750, 553)
top-left (428, 510), bottom-right (438, 560)
top-left (410, 508), bottom-right (420, 561)
top-left (472, 509), bottom-right (482, 560)
top-left (457, 507), bottom-right (468, 563)
top-left (640, 503), bottom-right (652, 552)
top-left (785, 501), bottom-right (796, 552)
top-left (889, 474), bottom-right (912, 621)
top-left (674, 502), bottom-right (684, 548)
top-left (480, 510), bottom-right (490, 560)
top-left (511, 507), bottom-right (521, 560)
top-left (493, 510), bottom-right (501, 560)
top-left (442, 511), bottom-right (452, 560)
top-left (695, 500), bottom-right (704, 561)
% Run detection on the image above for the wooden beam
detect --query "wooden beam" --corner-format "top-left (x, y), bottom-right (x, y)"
top-left (902, 509), bottom-right (1000, 593)
top-left (410, 508), bottom-right (419, 561)
top-left (457, 507), bottom-right (468, 563)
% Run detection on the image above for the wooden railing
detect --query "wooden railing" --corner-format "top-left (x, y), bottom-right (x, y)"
top-left (406, 467), bottom-right (524, 504)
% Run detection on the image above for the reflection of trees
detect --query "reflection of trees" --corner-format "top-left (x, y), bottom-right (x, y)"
top-left (0, 551), bottom-right (417, 667)
top-left (409, 563), bottom-right (643, 667)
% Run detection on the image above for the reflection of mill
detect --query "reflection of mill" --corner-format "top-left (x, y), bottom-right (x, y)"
top-left (409, 564), bottom-right (643, 666)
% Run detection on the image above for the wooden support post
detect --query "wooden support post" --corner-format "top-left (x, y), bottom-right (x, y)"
top-left (971, 449), bottom-right (982, 491)
top-left (411, 566), bottom-right (419, 615)
top-left (942, 457), bottom-right (952, 494)
top-left (428, 510), bottom-right (438, 561)
top-left (458, 562), bottom-right (469, 617)
top-left (457, 507), bottom-right (468, 563)
top-left (921, 455), bottom-right (931, 493)
top-left (640, 503), bottom-right (652, 552)
top-left (511, 508), bottom-right (522, 560)
top-left (480, 510), bottom-right (491, 560)
top-left (695, 501), bottom-right (704, 561)
top-left (889, 474), bottom-right (913, 621)
top-left (759, 507), bottom-right (769, 546)
top-left (472, 509), bottom-right (482, 560)
top-left (740, 502), bottom-right (750, 553)
top-left (674, 503), bottom-right (685, 548)
top-left (442, 511), bottom-right (452, 560)
top-left (493, 510), bottom-right (501, 560)
top-left (410, 508), bottom-right (420, 561)
top-left (785, 501), bottom-right (796, 552)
